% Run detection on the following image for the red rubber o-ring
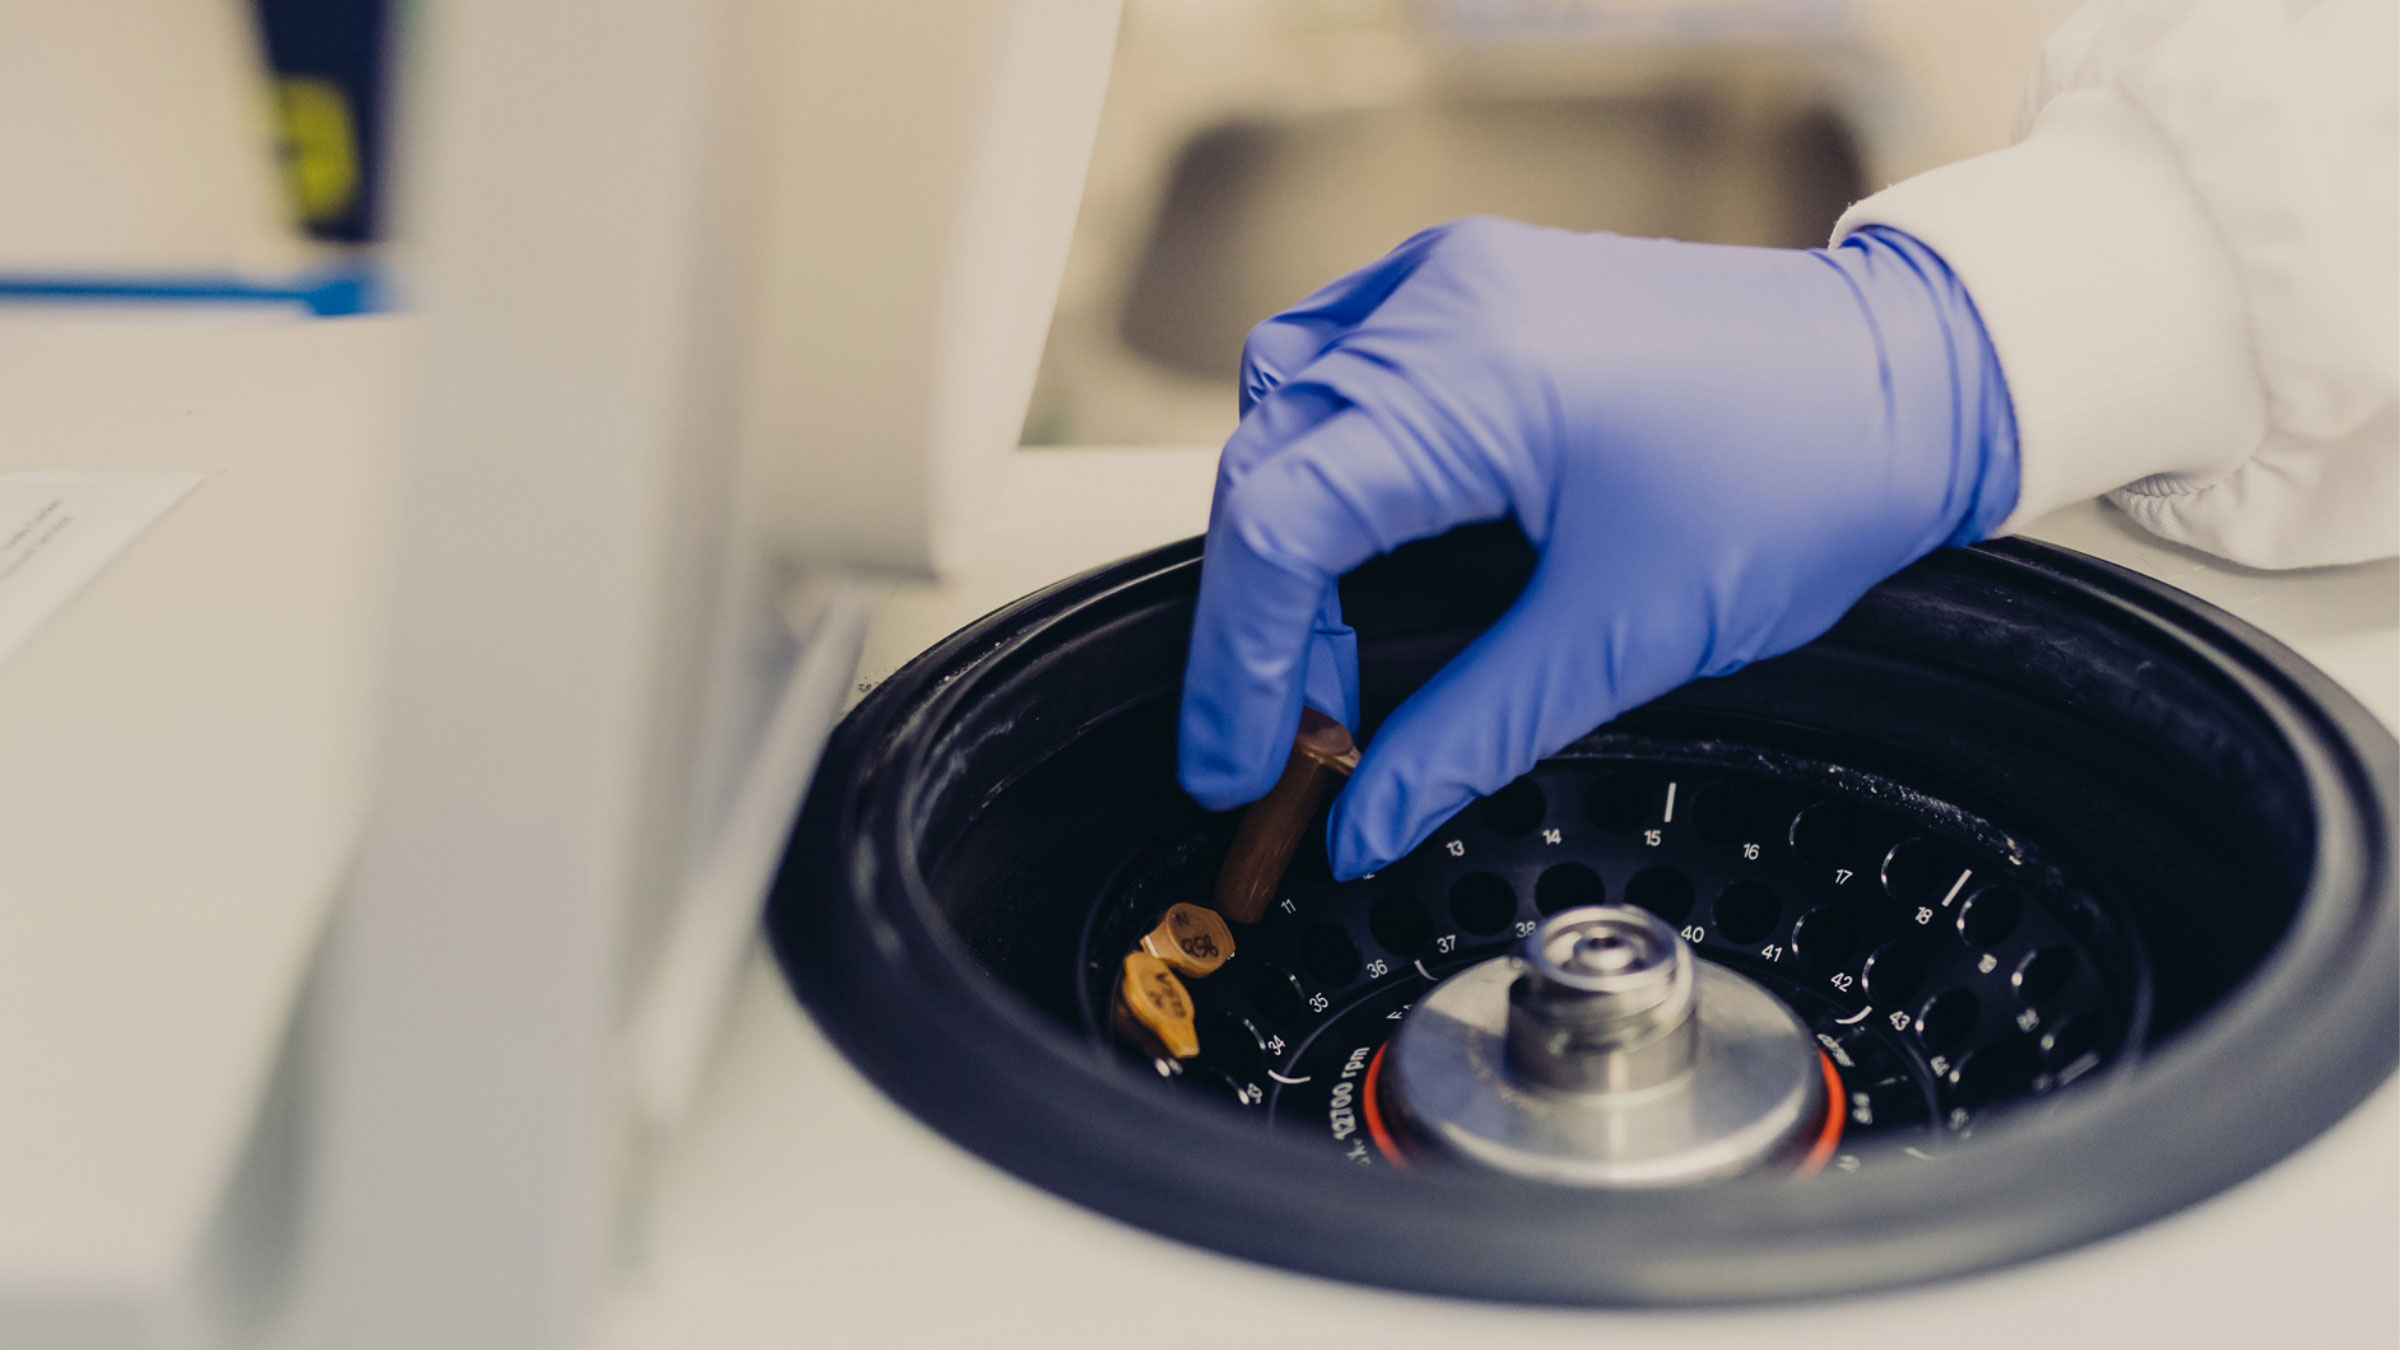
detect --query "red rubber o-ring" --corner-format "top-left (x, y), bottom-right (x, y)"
top-left (1362, 1040), bottom-right (1408, 1169)
top-left (1796, 1051), bottom-right (1847, 1176)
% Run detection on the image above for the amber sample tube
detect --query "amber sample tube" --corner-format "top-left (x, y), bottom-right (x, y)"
top-left (1115, 952), bottom-right (1201, 1060)
top-left (1214, 707), bottom-right (1360, 924)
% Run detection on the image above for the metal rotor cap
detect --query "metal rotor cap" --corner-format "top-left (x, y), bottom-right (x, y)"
top-left (1389, 904), bottom-right (1826, 1187)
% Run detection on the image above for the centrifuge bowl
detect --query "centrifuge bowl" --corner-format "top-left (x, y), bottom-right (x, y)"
top-left (766, 528), bottom-right (2396, 1305)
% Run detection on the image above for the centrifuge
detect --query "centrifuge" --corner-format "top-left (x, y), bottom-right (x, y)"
top-left (587, 450), bottom-right (2398, 1348)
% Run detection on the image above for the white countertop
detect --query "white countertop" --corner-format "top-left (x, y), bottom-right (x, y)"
top-left (0, 319), bottom-right (398, 1319)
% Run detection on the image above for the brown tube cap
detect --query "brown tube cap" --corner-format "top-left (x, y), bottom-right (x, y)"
top-left (1140, 902), bottom-right (1236, 978)
top-left (1116, 952), bottom-right (1201, 1060)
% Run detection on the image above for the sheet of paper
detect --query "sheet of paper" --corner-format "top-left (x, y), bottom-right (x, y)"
top-left (0, 471), bottom-right (203, 668)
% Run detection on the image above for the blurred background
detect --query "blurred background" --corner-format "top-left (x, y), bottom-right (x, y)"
top-left (0, 0), bottom-right (2077, 432)
top-left (1022, 0), bottom-right (2081, 448)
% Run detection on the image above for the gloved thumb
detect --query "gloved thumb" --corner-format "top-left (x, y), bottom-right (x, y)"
top-left (1327, 563), bottom-right (1654, 878)
top-left (1302, 584), bottom-right (1361, 732)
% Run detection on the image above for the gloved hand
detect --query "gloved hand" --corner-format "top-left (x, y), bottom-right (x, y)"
top-left (1177, 218), bottom-right (2019, 879)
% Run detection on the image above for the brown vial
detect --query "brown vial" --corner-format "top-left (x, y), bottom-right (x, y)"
top-left (1213, 707), bottom-right (1360, 924)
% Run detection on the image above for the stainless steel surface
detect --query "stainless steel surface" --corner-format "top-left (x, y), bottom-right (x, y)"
top-left (1507, 906), bottom-right (1697, 1092)
top-left (1391, 906), bottom-right (1822, 1186)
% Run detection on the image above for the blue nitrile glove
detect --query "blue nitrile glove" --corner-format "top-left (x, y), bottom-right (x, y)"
top-left (1177, 218), bottom-right (2019, 879)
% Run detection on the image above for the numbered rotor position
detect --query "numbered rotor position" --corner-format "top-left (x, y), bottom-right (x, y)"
top-left (1082, 736), bottom-right (2146, 1174)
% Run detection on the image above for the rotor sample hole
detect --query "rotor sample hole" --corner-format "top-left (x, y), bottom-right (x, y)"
top-left (1788, 802), bottom-right (1857, 867)
top-left (2015, 945), bottom-right (2076, 1005)
top-left (1863, 942), bottom-right (1930, 1004)
top-left (1367, 893), bottom-right (1433, 957)
top-left (1532, 863), bottom-right (1606, 916)
top-left (1712, 880), bottom-right (1781, 945)
top-left (1299, 923), bottom-right (1362, 987)
top-left (1948, 1043), bottom-right (2020, 1108)
top-left (1242, 967), bottom-right (1305, 1025)
top-left (1917, 988), bottom-right (1981, 1052)
top-left (1624, 867), bottom-right (1694, 925)
top-left (1585, 773), bottom-right (1651, 832)
top-left (2040, 1013), bottom-right (2100, 1067)
top-left (1691, 781), bottom-right (1760, 844)
top-left (1210, 1014), bottom-right (1267, 1080)
top-left (1478, 778), bottom-right (1548, 837)
top-left (1957, 885), bottom-right (2023, 949)
top-left (1792, 906), bottom-right (1862, 969)
top-left (1448, 872), bottom-right (1517, 936)
top-left (1881, 837), bottom-right (1955, 904)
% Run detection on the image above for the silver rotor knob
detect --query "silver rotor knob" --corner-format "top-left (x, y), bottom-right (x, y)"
top-left (1386, 905), bottom-right (1827, 1187)
top-left (1508, 906), bottom-right (1699, 1092)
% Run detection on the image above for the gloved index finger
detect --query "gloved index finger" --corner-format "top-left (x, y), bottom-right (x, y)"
top-left (1179, 483), bottom-right (1357, 810)
top-left (1180, 395), bottom-right (1500, 809)
top-left (1236, 227), bottom-right (1447, 415)
top-left (1215, 382), bottom-right (1346, 518)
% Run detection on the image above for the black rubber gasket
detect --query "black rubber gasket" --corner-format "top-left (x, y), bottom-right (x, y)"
top-left (764, 534), bottom-right (2397, 1306)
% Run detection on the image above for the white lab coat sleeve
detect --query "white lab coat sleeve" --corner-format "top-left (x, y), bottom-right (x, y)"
top-left (1833, 0), bottom-right (2398, 569)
